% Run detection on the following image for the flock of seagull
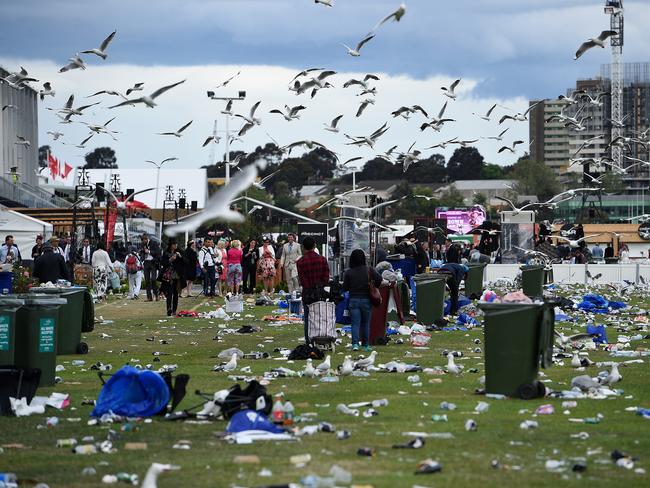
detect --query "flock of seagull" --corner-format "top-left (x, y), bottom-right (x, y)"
top-left (1, 2), bottom-right (648, 232)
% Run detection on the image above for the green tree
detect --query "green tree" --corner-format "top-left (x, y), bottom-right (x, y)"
top-left (480, 163), bottom-right (505, 179)
top-left (511, 159), bottom-right (561, 202)
top-left (601, 172), bottom-right (624, 194)
top-left (84, 147), bottom-right (117, 169)
top-left (438, 185), bottom-right (465, 207)
top-left (273, 181), bottom-right (299, 211)
top-left (447, 147), bottom-right (484, 181)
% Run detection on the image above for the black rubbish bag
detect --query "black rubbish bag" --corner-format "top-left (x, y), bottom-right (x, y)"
top-left (220, 380), bottom-right (272, 420)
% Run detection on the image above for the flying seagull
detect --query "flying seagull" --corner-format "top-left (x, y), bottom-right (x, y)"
top-left (156, 120), bottom-right (193, 137)
top-left (574, 30), bottom-right (618, 60)
top-left (269, 105), bottom-right (306, 122)
top-left (59, 54), bottom-right (86, 73)
top-left (356, 98), bottom-right (375, 117)
top-left (335, 217), bottom-right (393, 231)
top-left (499, 102), bottom-right (540, 124)
top-left (164, 159), bottom-right (265, 236)
top-left (315, 0), bottom-right (333, 6)
top-left (473, 103), bottom-right (498, 121)
top-left (39, 82), bottom-right (55, 101)
top-left (47, 131), bottom-right (64, 140)
top-left (373, 3), bottom-right (406, 30)
top-left (498, 140), bottom-right (525, 154)
top-left (214, 70), bottom-right (241, 89)
top-left (109, 80), bottom-right (186, 108)
top-left (483, 127), bottom-right (510, 141)
top-left (15, 136), bottom-right (31, 148)
top-left (324, 114), bottom-right (344, 133)
top-left (342, 34), bottom-right (375, 57)
top-left (555, 234), bottom-right (606, 248)
top-left (81, 30), bottom-right (116, 59)
top-left (441, 79), bottom-right (461, 100)
top-left (335, 198), bottom-right (401, 215)
top-left (126, 83), bottom-right (144, 95)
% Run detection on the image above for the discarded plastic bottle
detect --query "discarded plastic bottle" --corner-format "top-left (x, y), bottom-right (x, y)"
top-left (439, 401), bottom-right (457, 411)
top-left (71, 360), bottom-right (86, 367)
top-left (584, 417), bottom-right (601, 424)
top-left (475, 401), bottom-right (490, 413)
top-left (283, 401), bottom-right (295, 426)
top-left (116, 473), bottom-right (139, 484)
top-left (272, 396), bottom-right (285, 424)
top-left (73, 444), bottom-right (98, 455)
top-left (431, 414), bottom-right (448, 422)
top-left (372, 399), bottom-right (389, 408)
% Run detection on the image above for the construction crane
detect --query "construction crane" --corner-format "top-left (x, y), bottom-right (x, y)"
top-left (604, 0), bottom-right (624, 167)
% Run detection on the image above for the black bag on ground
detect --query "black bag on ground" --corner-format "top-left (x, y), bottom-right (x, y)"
top-left (0, 367), bottom-right (41, 416)
top-left (155, 372), bottom-right (190, 416)
top-left (287, 344), bottom-right (325, 361)
top-left (220, 380), bottom-right (272, 420)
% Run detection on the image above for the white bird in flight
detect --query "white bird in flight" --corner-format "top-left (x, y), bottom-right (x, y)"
top-left (342, 34), bottom-right (375, 57)
top-left (81, 30), bottom-right (117, 60)
top-left (156, 120), bottom-right (193, 138)
top-left (574, 30), bottom-right (618, 60)
top-left (373, 3), bottom-right (406, 30)
top-left (165, 159), bottom-right (265, 236)
top-left (59, 54), bottom-right (86, 73)
top-left (324, 114), bottom-right (344, 133)
top-left (103, 186), bottom-right (156, 211)
top-left (39, 82), bottom-right (55, 101)
top-left (441, 79), bottom-right (461, 99)
top-left (109, 80), bottom-right (186, 109)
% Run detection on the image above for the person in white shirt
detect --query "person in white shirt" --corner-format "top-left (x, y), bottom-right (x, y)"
top-left (125, 246), bottom-right (143, 299)
top-left (49, 236), bottom-right (65, 257)
top-left (198, 238), bottom-right (218, 297)
top-left (92, 241), bottom-right (113, 299)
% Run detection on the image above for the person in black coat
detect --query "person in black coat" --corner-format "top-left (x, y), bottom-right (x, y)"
top-left (138, 233), bottom-right (162, 301)
top-left (437, 263), bottom-right (468, 316)
top-left (159, 239), bottom-right (184, 316)
top-left (241, 238), bottom-right (259, 294)
top-left (33, 242), bottom-right (68, 283)
top-left (444, 239), bottom-right (461, 264)
top-left (416, 241), bottom-right (431, 274)
top-left (182, 240), bottom-right (199, 297)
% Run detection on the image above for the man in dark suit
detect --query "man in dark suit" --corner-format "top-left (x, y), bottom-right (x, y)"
top-left (78, 237), bottom-right (94, 265)
top-left (137, 233), bottom-right (161, 301)
top-left (241, 238), bottom-right (259, 294)
top-left (33, 242), bottom-right (68, 283)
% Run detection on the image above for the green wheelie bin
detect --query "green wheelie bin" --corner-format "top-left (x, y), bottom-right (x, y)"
top-left (465, 264), bottom-right (486, 299)
top-left (0, 297), bottom-right (25, 365)
top-left (520, 265), bottom-right (545, 298)
top-left (15, 295), bottom-right (67, 386)
top-left (413, 273), bottom-right (448, 325)
top-left (478, 301), bottom-right (555, 399)
top-left (29, 287), bottom-right (91, 355)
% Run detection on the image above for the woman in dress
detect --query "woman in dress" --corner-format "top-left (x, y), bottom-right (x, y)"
top-left (258, 237), bottom-right (276, 295)
top-left (159, 239), bottom-right (184, 316)
top-left (92, 241), bottom-right (113, 300)
top-left (227, 239), bottom-right (243, 295)
top-left (620, 243), bottom-right (630, 263)
top-left (216, 239), bottom-right (229, 297)
top-left (182, 240), bottom-right (198, 298)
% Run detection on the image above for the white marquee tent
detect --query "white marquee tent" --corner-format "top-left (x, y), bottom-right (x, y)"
top-left (0, 208), bottom-right (53, 260)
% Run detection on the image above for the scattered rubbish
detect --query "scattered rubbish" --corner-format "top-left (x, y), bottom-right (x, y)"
top-left (393, 436), bottom-right (424, 449)
top-left (415, 459), bottom-right (442, 474)
top-left (535, 404), bottom-right (555, 415)
top-left (520, 420), bottom-right (539, 430)
top-left (356, 447), bottom-right (374, 457)
top-left (233, 455), bottom-right (260, 464)
top-left (465, 419), bottom-right (477, 431)
top-left (290, 453), bottom-right (312, 467)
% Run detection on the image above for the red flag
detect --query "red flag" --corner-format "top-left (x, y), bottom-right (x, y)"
top-left (48, 153), bottom-right (59, 180)
top-left (60, 162), bottom-right (73, 179)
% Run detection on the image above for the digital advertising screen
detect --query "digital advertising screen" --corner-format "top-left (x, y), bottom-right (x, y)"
top-left (435, 206), bottom-right (486, 235)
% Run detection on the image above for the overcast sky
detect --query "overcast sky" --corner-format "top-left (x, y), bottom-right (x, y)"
top-left (1, 0), bottom-right (648, 175)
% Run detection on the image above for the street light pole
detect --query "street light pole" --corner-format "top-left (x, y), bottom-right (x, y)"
top-left (206, 90), bottom-right (246, 186)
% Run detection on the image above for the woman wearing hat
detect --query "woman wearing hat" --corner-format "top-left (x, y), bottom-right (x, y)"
top-left (258, 237), bottom-right (276, 296)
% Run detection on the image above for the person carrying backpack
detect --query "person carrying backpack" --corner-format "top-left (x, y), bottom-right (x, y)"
top-left (126, 246), bottom-right (143, 299)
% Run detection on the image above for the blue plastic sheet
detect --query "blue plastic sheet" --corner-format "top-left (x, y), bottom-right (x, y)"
top-left (586, 324), bottom-right (608, 344)
top-left (226, 409), bottom-right (285, 433)
top-left (444, 296), bottom-right (470, 316)
top-left (577, 294), bottom-right (627, 314)
top-left (456, 313), bottom-right (479, 326)
top-left (91, 366), bottom-right (170, 417)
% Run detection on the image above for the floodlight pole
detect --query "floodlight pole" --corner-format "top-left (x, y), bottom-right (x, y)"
top-left (207, 91), bottom-right (246, 186)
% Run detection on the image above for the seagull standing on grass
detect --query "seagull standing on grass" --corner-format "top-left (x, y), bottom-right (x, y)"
top-left (316, 355), bottom-right (331, 375)
top-left (303, 358), bottom-right (316, 377)
top-left (446, 353), bottom-right (463, 375)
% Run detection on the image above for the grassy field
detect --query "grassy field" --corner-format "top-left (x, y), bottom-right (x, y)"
top-left (0, 286), bottom-right (648, 488)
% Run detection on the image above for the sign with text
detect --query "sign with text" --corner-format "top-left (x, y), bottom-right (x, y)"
top-left (298, 223), bottom-right (329, 248)
top-left (435, 206), bottom-right (486, 235)
top-left (0, 316), bottom-right (9, 351)
top-left (39, 318), bottom-right (55, 353)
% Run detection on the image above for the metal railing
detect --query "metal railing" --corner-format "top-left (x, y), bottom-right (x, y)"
top-left (0, 175), bottom-right (71, 208)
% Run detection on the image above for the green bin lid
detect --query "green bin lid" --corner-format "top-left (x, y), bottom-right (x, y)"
top-left (0, 298), bottom-right (25, 307)
top-left (478, 302), bottom-right (542, 312)
top-left (520, 265), bottom-right (545, 270)
top-left (16, 294), bottom-right (68, 306)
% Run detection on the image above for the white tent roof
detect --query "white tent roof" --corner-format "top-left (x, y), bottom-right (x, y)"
top-left (0, 208), bottom-right (53, 260)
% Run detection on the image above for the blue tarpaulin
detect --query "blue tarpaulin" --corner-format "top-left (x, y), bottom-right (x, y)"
top-left (226, 409), bottom-right (285, 433)
top-left (456, 313), bottom-right (479, 326)
top-left (444, 296), bottom-right (471, 316)
top-left (586, 323), bottom-right (608, 344)
top-left (91, 365), bottom-right (170, 417)
top-left (577, 294), bottom-right (627, 314)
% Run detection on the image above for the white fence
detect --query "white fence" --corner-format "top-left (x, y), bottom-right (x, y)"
top-left (484, 263), bottom-right (650, 285)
